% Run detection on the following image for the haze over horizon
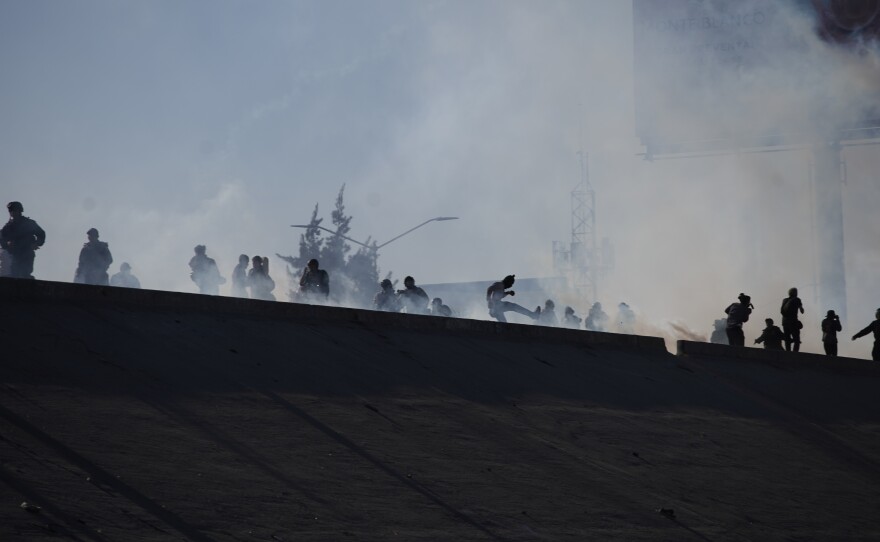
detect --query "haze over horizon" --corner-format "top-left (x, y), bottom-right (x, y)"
top-left (2, 1), bottom-right (879, 356)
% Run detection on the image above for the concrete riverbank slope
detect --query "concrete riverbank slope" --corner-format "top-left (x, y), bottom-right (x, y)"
top-left (1, 279), bottom-right (879, 541)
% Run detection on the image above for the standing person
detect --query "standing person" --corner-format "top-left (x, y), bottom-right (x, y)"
top-left (780, 287), bottom-right (805, 352)
top-left (584, 302), bottom-right (609, 331)
top-left (616, 302), bottom-right (637, 334)
top-left (189, 245), bottom-right (225, 295)
top-left (724, 293), bottom-right (753, 347)
top-left (821, 310), bottom-right (843, 357)
top-left (74, 228), bottom-right (113, 286)
top-left (109, 262), bottom-right (141, 289)
top-left (852, 308), bottom-right (880, 361)
top-left (486, 274), bottom-right (540, 323)
top-left (537, 299), bottom-right (558, 326)
top-left (373, 279), bottom-right (400, 312)
top-left (299, 258), bottom-right (329, 302)
top-left (563, 306), bottom-right (582, 329)
top-left (0, 201), bottom-right (46, 279)
top-left (754, 318), bottom-right (785, 350)
top-left (397, 275), bottom-right (429, 314)
top-left (231, 254), bottom-right (250, 298)
top-left (248, 255), bottom-right (276, 301)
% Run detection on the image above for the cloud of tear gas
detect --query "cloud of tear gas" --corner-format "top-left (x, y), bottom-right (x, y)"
top-left (1, 1), bottom-right (878, 357)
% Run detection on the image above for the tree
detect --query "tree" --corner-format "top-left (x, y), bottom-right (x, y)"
top-left (277, 185), bottom-right (386, 306)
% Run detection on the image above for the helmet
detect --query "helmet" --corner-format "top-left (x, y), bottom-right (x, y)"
top-left (87, 227), bottom-right (99, 236)
top-left (6, 201), bottom-right (23, 212)
top-left (120, 262), bottom-right (131, 271)
top-left (194, 245), bottom-right (206, 254)
top-left (788, 287), bottom-right (798, 296)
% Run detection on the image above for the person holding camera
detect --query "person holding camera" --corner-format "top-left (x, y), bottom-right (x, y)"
top-left (724, 292), bottom-right (753, 347)
top-left (821, 310), bottom-right (843, 357)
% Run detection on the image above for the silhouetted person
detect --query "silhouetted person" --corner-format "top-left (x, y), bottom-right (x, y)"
top-left (486, 274), bottom-right (539, 323)
top-left (299, 258), bottom-right (329, 302)
top-left (584, 302), bottom-right (609, 331)
top-left (430, 297), bottom-right (453, 317)
top-left (821, 310), bottom-right (842, 357)
top-left (780, 287), bottom-right (805, 352)
top-left (248, 255), bottom-right (276, 301)
top-left (616, 302), bottom-right (636, 334)
top-left (754, 318), bottom-right (784, 350)
top-left (74, 228), bottom-right (113, 285)
top-left (189, 244), bottom-right (225, 295)
top-left (563, 306), bottom-right (582, 329)
top-left (398, 275), bottom-right (429, 314)
top-left (373, 278), bottom-right (400, 312)
top-left (724, 293), bottom-right (753, 347)
top-left (537, 299), bottom-right (558, 326)
top-left (710, 318), bottom-right (729, 345)
top-left (852, 308), bottom-right (880, 361)
top-left (0, 201), bottom-right (45, 279)
top-left (110, 262), bottom-right (141, 289)
top-left (231, 254), bottom-right (250, 298)
top-left (0, 248), bottom-right (11, 277)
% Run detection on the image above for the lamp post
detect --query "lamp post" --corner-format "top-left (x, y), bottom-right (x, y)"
top-left (291, 216), bottom-right (459, 252)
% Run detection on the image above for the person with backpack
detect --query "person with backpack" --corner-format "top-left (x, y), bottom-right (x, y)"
top-left (724, 293), bottom-right (753, 347)
top-left (780, 287), bottom-right (805, 352)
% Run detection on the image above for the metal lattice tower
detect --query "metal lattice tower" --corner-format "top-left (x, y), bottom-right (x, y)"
top-left (570, 151), bottom-right (597, 302)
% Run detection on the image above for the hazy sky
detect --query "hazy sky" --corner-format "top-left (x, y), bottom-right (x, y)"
top-left (2, 1), bottom-right (878, 355)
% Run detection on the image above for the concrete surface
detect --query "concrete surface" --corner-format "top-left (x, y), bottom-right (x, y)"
top-left (1, 278), bottom-right (879, 541)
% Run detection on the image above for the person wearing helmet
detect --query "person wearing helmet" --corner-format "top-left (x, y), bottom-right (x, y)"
top-left (74, 228), bottom-right (113, 285)
top-left (373, 278), bottom-right (400, 312)
top-left (780, 287), bottom-right (805, 352)
top-left (430, 297), bottom-right (453, 317)
top-left (486, 274), bottom-right (540, 323)
top-left (0, 201), bottom-right (46, 279)
top-left (110, 262), bottom-right (141, 289)
top-left (189, 244), bottom-right (225, 295)
top-left (852, 308), bottom-right (880, 361)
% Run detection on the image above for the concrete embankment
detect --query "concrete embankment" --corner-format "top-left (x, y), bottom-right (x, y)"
top-left (1, 279), bottom-right (879, 541)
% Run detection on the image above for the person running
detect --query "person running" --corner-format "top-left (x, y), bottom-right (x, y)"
top-left (852, 308), bottom-right (880, 361)
top-left (486, 274), bottom-right (539, 323)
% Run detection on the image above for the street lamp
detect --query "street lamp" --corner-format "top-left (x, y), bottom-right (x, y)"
top-left (291, 216), bottom-right (459, 252)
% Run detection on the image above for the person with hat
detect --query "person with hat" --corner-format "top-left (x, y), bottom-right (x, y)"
top-left (852, 309), bottom-right (880, 361)
top-left (486, 274), bottom-right (540, 323)
top-left (0, 201), bottom-right (46, 279)
top-left (821, 310), bottom-right (843, 357)
top-left (74, 228), bottom-right (113, 285)
top-left (724, 293), bottom-right (753, 347)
